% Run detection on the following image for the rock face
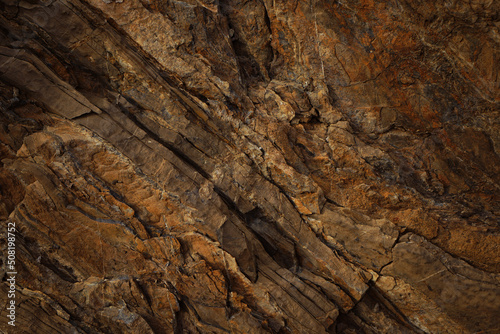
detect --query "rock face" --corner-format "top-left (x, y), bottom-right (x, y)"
top-left (0, 0), bottom-right (499, 333)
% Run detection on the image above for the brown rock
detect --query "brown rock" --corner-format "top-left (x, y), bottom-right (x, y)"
top-left (0, 0), bottom-right (499, 333)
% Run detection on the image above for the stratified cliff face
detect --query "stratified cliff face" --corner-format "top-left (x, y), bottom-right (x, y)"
top-left (0, 0), bottom-right (499, 333)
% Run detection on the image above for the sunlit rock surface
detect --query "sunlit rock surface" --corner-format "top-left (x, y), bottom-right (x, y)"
top-left (0, 0), bottom-right (499, 333)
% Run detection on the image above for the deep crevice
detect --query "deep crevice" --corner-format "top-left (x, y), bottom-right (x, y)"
top-left (117, 102), bottom-right (211, 180)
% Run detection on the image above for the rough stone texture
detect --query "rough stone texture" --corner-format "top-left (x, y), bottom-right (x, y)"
top-left (0, 0), bottom-right (499, 333)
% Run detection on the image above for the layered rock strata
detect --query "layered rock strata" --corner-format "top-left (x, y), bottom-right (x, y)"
top-left (0, 0), bottom-right (499, 333)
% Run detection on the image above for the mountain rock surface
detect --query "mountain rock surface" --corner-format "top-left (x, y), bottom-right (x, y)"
top-left (0, 0), bottom-right (499, 333)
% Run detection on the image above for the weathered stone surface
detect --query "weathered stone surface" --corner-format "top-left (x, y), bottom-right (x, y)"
top-left (0, 0), bottom-right (499, 333)
top-left (380, 233), bottom-right (500, 333)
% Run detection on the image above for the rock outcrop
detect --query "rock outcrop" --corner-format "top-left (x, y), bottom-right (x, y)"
top-left (0, 0), bottom-right (499, 333)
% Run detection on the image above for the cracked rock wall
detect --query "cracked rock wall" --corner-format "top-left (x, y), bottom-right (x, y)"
top-left (0, 0), bottom-right (499, 333)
